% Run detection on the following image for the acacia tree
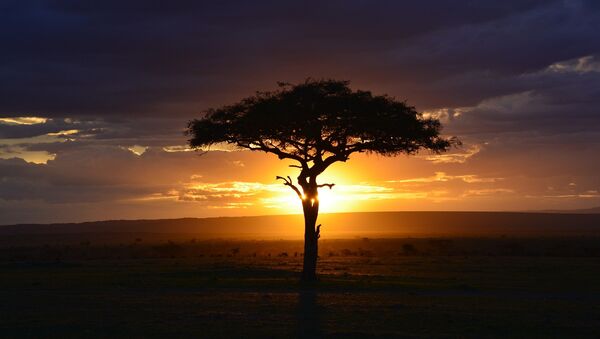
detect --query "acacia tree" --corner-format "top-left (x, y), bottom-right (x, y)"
top-left (187, 79), bottom-right (455, 281)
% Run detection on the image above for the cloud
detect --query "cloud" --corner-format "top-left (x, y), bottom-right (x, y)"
top-left (439, 53), bottom-right (600, 144)
top-left (47, 129), bottom-right (79, 137)
top-left (146, 178), bottom-right (408, 208)
top-left (547, 55), bottom-right (600, 74)
top-left (0, 117), bottom-right (48, 125)
top-left (0, 122), bottom-right (83, 163)
top-left (541, 193), bottom-right (600, 199)
top-left (1, 1), bottom-right (596, 116)
top-left (0, 146), bottom-right (56, 164)
top-left (389, 172), bottom-right (501, 184)
top-left (423, 145), bottom-right (482, 164)
top-left (125, 145), bottom-right (148, 156)
top-left (0, 118), bottom-right (79, 139)
top-left (462, 188), bottom-right (515, 197)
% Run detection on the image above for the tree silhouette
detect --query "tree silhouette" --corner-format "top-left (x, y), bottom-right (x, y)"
top-left (187, 79), bottom-right (456, 281)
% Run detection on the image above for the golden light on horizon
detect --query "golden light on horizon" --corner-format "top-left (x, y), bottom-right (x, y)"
top-left (114, 146), bottom-right (596, 219)
top-left (259, 167), bottom-right (401, 214)
top-left (145, 162), bottom-right (462, 216)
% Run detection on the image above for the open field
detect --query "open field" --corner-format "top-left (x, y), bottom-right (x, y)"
top-left (1, 236), bottom-right (599, 338)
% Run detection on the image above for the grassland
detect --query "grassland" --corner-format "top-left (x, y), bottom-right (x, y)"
top-left (1, 236), bottom-right (599, 338)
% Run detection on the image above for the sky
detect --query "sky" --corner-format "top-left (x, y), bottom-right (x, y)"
top-left (1, 0), bottom-right (600, 224)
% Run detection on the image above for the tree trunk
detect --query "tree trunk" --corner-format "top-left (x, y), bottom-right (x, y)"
top-left (301, 198), bottom-right (319, 282)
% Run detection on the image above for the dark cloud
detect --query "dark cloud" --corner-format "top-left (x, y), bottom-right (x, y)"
top-left (446, 60), bottom-right (600, 137)
top-left (2, 0), bottom-right (592, 116)
top-left (0, 119), bottom-right (72, 138)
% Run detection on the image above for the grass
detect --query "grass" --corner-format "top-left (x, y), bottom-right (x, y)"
top-left (1, 238), bottom-right (599, 338)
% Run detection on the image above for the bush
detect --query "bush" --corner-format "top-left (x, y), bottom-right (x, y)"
top-left (401, 243), bottom-right (418, 255)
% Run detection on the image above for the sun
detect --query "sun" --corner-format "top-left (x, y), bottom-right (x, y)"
top-left (263, 165), bottom-right (360, 214)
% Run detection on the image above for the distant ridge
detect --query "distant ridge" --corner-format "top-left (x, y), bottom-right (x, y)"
top-left (1, 211), bottom-right (599, 240)
top-left (536, 206), bottom-right (600, 214)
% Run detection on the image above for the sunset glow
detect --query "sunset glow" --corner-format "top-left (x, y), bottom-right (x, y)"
top-left (1, 1), bottom-right (599, 225)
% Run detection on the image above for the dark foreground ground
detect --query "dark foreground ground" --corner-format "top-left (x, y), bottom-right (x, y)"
top-left (1, 237), bottom-right (599, 338)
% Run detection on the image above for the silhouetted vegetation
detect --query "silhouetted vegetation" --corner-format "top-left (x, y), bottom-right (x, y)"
top-left (3, 236), bottom-right (600, 262)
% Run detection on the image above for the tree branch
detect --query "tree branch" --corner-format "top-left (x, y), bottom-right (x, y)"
top-left (256, 140), bottom-right (306, 165)
top-left (310, 153), bottom-right (347, 175)
top-left (316, 183), bottom-right (335, 189)
top-left (236, 139), bottom-right (309, 169)
top-left (276, 175), bottom-right (303, 199)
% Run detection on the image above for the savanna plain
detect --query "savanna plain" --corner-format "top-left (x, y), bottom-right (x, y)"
top-left (1, 213), bottom-right (599, 338)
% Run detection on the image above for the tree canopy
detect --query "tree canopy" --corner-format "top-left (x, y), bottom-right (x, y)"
top-left (188, 79), bottom-right (457, 281)
top-left (187, 79), bottom-right (456, 181)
